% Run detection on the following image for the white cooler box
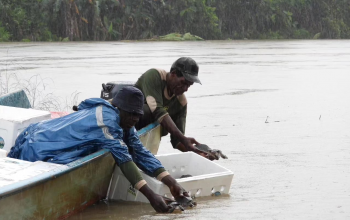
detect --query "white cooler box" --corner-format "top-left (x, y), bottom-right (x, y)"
top-left (107, 152), bottom-right (234, 203)
top-left (0, 106), bottom-right (51, 152)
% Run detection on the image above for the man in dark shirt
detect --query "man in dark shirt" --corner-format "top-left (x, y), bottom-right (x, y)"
top-left (135, 57), bottom-right (220, 159)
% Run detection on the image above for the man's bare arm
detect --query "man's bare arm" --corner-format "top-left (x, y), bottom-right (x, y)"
top-left (160, 115), bottom-right (206, 156)
top-left (160, 115), bottom-right (186, 144)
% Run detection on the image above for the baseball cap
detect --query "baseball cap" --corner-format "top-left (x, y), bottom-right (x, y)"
top-left (171, 57), bottom-right (201, 84)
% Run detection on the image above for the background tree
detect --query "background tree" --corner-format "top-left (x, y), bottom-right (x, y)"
top-left (1, 0), bottom-right (350, 41)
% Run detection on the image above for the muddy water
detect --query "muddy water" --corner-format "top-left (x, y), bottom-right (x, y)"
top-left (1, 40), bottom-right (350, 219)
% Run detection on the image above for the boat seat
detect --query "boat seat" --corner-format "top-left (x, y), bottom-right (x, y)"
top-left (0, 157), bottom-right (67, 188)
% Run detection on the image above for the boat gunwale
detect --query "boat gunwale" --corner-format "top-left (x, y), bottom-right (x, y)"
top-left (138, 122), bottom-right (160, 137)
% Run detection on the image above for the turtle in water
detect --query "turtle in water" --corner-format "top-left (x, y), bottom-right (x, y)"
top-left (195, 144), bottom-right (228, 160)
top-left (175, 195), bottom-right (197, 208)
top-left (167, 196), bottom-right (197, 213)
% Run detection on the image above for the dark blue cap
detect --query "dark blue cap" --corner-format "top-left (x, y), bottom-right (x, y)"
top-left (112, 86), bottom-right (144, 115)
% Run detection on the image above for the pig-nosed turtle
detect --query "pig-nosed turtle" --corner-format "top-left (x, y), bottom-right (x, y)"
top-left (196, 144), bottom-right (228, 160)
top-left (166, 196), bottom-right (196, 213)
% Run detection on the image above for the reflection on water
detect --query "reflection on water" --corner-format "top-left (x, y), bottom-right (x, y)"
top-left (70, 196), bottom-right (232, 220)
top-left (1, 40), bottom-right (350, 219)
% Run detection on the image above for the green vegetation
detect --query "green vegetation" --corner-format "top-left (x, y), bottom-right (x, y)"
top-left (0, 138), bottom-right (4, 149)
top-left (1, 0), bottom-right (350, 42)
top-left (0, 22), bottom-right (11, 41)
top-left (155, 33), bottom-right (204, 41)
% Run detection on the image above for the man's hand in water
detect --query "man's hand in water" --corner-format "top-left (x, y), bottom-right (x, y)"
top-left (169, 182), bottom-right (190, 200)
top-left (139, 184), bottom-right (175, 213)
top-left (161, 175), bottom-right (189, 198)
top-left (148, 194), bottom-right (175, 213)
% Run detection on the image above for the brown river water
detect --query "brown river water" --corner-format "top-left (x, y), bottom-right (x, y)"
top-left (0, 40), bottom-right (350, 219)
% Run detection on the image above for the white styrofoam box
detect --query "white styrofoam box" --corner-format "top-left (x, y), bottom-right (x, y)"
top-left (0, 149), bottom-right (7, 158)
top-left (0, 106), bottom-right (51, 151)
top-left (107, 152), bottom-right (234, 203)
top-left (0, 157), bottom-right (67, 188)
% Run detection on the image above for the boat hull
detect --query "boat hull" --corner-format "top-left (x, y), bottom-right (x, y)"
top-left (0, 122), bottom-right (161, 219)
top-left (0, 150), bottom-right (115, 220)
top-left (138, 122), bottom-right (161, 155)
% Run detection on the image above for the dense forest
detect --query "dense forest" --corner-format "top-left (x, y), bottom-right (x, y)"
top-left (1, 0), bottom-right (350, 42)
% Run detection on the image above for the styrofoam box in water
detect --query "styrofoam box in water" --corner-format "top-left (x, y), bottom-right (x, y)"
top-left (107, 152), bottom-right (234, 203)
top-left (0, 106), bottom-right (51, 151)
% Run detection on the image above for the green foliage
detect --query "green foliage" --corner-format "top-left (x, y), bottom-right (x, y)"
top-left (183, 32), bottom-right (204, 41)
top-left (158, 32), bottom-right (204, 41)
top-left (293, 29), bottom-right (310, 39)
top-left (0, 0), bottom-right (350, 40)
top-left (157, 0), bottom-right (220, 39)
top-left (159, 33), bottom-right (184, 41)
top-left (313, 33), bottom-right (321, 39)
top-left (0, 22), bottom-right (11, 41)
top-left (259, 31), bottom-right (284, 40)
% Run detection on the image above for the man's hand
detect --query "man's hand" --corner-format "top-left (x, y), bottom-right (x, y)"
top-left (178, 142), bottom-right (229, 161)
top-left (148, 194), bottom-right (176, 213)
top-left (162, 175), bottom-right (189, 198)
top-left (161, 175), bottom-right (196, 208)
top-left (169, 182), bottom-right (190, 200)
top-left (139, 184), bottom-right (175, 213)
top-left (159, 114), bottom-right (219, 160)
top-left (177, 138), bottom-right (214, 159)
top-left (160, 115), bottom-right (203, 154)
top-left (196, 144), bottom-right (228, 160)
top-left (181, 137), bottom-right (200, 152)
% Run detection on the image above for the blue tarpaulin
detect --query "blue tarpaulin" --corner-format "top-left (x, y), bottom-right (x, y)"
top-left (7, 98), bottom-right (163, 176)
